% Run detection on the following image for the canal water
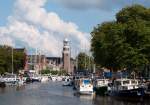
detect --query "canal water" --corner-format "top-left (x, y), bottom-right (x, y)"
top-left (0, 81), bottom-right (149, 105)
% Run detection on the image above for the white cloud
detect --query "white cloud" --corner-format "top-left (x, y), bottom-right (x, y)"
top-left (0, 0), bottom-right (90, 56)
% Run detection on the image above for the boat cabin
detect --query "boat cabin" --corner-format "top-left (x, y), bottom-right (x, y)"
top-left (94, 79), bottom-right (109, 88)
top-left (113, 79), bottom-right (139, 91)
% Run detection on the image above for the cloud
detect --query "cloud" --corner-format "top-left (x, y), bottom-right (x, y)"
top-left (52, 0), bottom-right (150, 10)
top-left (0, 30), bottom-right (14, 46)
top-left (0, 0), bottom-right (90, 56)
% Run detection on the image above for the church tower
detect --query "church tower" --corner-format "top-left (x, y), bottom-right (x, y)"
top-left (62, 38), bottom-right (71, 74)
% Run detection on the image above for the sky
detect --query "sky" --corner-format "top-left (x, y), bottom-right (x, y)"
top-left (0, 0), bottom-right (149, 57)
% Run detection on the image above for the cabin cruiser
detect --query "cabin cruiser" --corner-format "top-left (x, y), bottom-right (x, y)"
top-left (2, 74), bottom-right (17, 85)
top-left (109, 79), bottom-right (145, 100)
top-left (94, 79), bottom-right (110, 95)
top-left (75, 78), bottom-right (94, 95)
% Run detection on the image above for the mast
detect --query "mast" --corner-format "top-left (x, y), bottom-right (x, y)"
top-left (39, 49), bottom-right (41, 74)
top-left (76, 51), bottom-right (78, 71)
top-left (31, 51), bottom-right (32, 70)
top-left (12, 47), bottom-right (14, 74)
top-left (84, 44), bottom-right (86, 70)
top-left (88, 52), bottom-right (91, 72)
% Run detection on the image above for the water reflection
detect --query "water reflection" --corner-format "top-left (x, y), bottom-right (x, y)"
top-left (0, 88), bottom-right (6, 94)
top-left (0, 82), bottom-right (149, 105)
top-left (16, 85), bottom-right (25, 91)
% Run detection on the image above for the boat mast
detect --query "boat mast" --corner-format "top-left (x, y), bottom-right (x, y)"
top-left (31, 51), bottom-right (32, 70)
top-left (11, 47), bottom-right (14, 75)
top-left (39, 49), bottom-right (41, 75)
top-left (76, 51), bottom-right (78, 71)
top-left (88, 52), bottom-right (91, 72)
top-left (84, 43), bottom-right (86, 71)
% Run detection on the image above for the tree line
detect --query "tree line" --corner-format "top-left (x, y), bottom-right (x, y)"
top-left (91, 5), bottom-right (150, 76)
top-left (0, 45), bottom-right (26, 74)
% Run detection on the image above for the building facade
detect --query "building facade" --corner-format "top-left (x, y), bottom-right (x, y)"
top-left (62, 38), bottom-right (71, 74)
top-left (46, 57), bottom-right (62, 71)
top-left (27, 55), bottom-right (46, 74)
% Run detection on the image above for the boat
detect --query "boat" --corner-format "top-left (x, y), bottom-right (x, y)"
top-left (144, 81), bottom-right (150, 99)
top-left (51, 75), bottom-right (57, 81)
top-left (62, 77), bottom-right (72, 86)
top-left (2, 73), bottom-right (18, 85)
top-left (76, 78), bottom-right (94, 95)
top-left (57, 76), bottom-right (63, 82)
top-left (0, 77), bottom-right (6, 88)
top-left (17, 78), bottom-right (24, 86)
top-left (0, 81), bottom-right (6, 88)
top-left (109, 79), bottom-right (145, 101)
top-left (31, 75), bottom-right (41, 82)
top-left (28, 71), bottom-right (41, 82)
top-left (2, 48), bottom-right (17, 86)
top-left (41, 76), bottom-right (49, 83)
top-left (16, 75), bottom-right (26, 86)
top-left (73, 76), bottom-right (81, 89)
top-left (94, 79), bottom-right (110, 95)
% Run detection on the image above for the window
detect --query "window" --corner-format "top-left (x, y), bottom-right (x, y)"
top-left (123, 80), bottom-right (129, 85)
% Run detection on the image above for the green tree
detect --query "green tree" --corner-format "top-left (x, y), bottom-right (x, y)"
top-left (0, 45), bottom-right (25, 74)
top-left (91, 5), bottom-right (150, 72)
top-left (76, 52), bottom-right (94, 71)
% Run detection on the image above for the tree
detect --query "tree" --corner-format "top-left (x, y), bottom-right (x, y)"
top-left (91, 5), bottom-right (150, 72)
top-left (76, 52), bottom-right (94, 71)
top-left (0, 45), bottom-right (25, 74)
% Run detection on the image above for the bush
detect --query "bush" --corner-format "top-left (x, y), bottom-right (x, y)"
top-left (41, 70), bottom-right (50, 74)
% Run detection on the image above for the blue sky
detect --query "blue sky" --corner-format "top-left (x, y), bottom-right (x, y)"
top-left (44, 1), bottom-right (116, 32)
top-left (0, 0), bottom-right (149, 56)
top-left (0, 0), bottom-right (14, 26)
top-left (1, 0), bottom-right (149, 32)
top-left (0, 0), bottom-right (116, 32)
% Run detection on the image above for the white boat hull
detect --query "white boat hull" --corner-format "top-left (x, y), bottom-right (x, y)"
top-left (41, 76), bottom-right (49, 83)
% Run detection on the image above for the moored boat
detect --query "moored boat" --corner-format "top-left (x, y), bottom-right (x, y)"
top-left (41, 76), bottom-right (49, 83)
top-left (94, 79), bottom-right (110, 95)
top-left (62, 77), bottom-right (72, 86)
top-left (2, 73), bottom-right (17, 85)
top-left (109, 79), bottom-right (145, 101)
top-left (76, 78), bottom-right (94, 95)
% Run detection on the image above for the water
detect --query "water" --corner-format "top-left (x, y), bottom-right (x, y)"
top-left (0, 82), bottom-right (149, 105)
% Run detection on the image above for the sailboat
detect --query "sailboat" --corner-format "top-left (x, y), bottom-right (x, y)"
top-left (2, 47), bottom-right (18, 86)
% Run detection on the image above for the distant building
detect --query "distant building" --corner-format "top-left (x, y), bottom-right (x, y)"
top-left (46, 57), bottom-right (62, 71)
top-left (27, 55), bottom-right (46, 74)
top-left (23, 38), bottom-right (75, 74)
